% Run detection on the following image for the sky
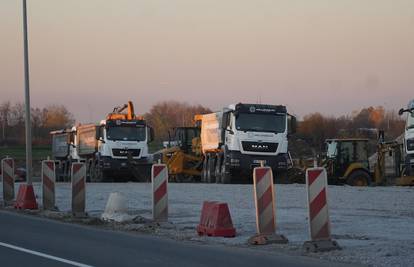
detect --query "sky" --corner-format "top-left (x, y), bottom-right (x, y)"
top-left (1, 0), bottom-right (414, 122)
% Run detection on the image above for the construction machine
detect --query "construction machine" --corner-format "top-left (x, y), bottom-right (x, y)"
top-left (51, 101), bottom-right (154, 182)
top-left (323, 138), bottom-right (372, 186)
top-left (394, 100), bottom-right (414, 185)
top-left (154, 123), bottom-right (203, 182)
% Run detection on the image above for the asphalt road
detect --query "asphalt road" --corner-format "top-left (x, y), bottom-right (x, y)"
top-left (0, 210), bottom-right (354, 267)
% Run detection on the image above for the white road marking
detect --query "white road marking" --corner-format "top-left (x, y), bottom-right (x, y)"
top-left (0, 241), bottom-right (94, 267)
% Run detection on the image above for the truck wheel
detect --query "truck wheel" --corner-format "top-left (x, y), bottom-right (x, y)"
top-left (215, 154), bottom-right (222, 183)
top-left (90, 161), bottom-right (104, 182)
top-left (347, 170), bottom-right (371, 186)
top-left (207, 155), bottom-right (216, 183)
top-left (220, 162), bottom-right (232, 184)
top-left (201, 156), bottom-right (208, 183)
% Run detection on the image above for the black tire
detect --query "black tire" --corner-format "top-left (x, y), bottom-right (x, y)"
top-left (346, 170), bottom-right (371, 186)
top-left (207, 155), bottom-right (216, 183)
top-left (90, 160), bottom-right (104, 182)
top-left (201, 156), bottom-right (208, 183)
top-left (215, 154), bottom-right (222, 183)
top-left (220, 160), bottom-right (232, 184)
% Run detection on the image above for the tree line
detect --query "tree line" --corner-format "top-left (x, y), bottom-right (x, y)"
top-left (0, 102), bottom-right (75, 146)
top-left (295, 106), bottom-right (405, 156)
top-left (0, 101), bottom-right (405, 153)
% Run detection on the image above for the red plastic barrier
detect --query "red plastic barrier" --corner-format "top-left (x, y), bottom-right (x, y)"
top-left (197, 201), bottom-right (236, 238)
top-left (14, 184), bottom-right (38, 210)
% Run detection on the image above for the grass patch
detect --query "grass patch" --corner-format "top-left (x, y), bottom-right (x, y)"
top-left (0, 145), bottom-right (52, 160)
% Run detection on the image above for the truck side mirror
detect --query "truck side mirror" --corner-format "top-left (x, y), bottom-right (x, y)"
top-left (288, 115), bottom-right (297, 135)
top-left (95, 127), bottom-right (100, 140)
top-left (149, 127), bottom-right (155, 143)
top-left (222, 112), bottom-right (230, 129)
top-left (398, 108), bottom-right (405, 116)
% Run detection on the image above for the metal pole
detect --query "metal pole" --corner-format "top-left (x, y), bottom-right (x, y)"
top-left (22, 0), bottom-right (32, 185)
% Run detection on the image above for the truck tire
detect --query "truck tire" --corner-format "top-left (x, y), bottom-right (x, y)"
top-left (215, 154), bottom-right (222, 183)
top-left (90, 160), bottom-right (104, 182)
top-left (207, 155), bottom-right (216, 183)
top-left (220, 161), bottom-right (232, 184)
top-left (346, 170), bottom-right (371, 186)
top-left (201, 156), bottom-right (208, 183)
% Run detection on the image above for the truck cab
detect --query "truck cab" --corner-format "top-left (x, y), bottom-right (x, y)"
top-left (201, 103), bottom-right (296, 183)
top-left (93, 118), bottom-right (153, 181)
top-left (400, 100), bottom-right (414, 176)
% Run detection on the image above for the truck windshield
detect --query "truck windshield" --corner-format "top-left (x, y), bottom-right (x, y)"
top-left (106, 126), bottom-right (146, 141)
top-left (235, 113), bottom-right (286, 133)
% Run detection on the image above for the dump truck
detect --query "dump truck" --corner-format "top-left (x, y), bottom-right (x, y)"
top-left (51, 101), bottom-right (154, 182)
top-left (198, 103), bottom-right (296, 183)
top-left (399, 99), bottom-right (414, 176)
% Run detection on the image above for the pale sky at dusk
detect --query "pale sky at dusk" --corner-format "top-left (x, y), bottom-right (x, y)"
top-left (1, 0), bottom-right (413, 122)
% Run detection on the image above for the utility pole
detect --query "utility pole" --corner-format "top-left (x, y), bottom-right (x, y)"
top-left (22, 0), bottom-right (32, 185)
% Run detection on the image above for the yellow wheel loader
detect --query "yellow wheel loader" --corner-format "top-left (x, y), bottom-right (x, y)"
top-left (324, 139), bottom-right (372, 186)
top-left (154, 126), bottom-right (203, 182)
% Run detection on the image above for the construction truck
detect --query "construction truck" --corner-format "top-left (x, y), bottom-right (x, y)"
top-left (198, 103), bottom-right (296, 183)
top-left (324, 138), bottom-right (372, 186)
top-left (155, 126), bottom-right (203, 182)
top-left (51, 101), bottom-right (154, 182)
top-left (399, 99), bottom-right (414, 177)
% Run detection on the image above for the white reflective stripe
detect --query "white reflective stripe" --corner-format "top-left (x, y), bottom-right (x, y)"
top-left (308, 173), bottom-right (326, 203)
top-left (311, 205), bottom-right (329, 238)
top-left (154, 194), bottom-right (168, 216)
top-left (0, 241), bottom-right (94, 267)
top-left (42, 163), bottom-right (55, 183)
top-left (2, 160), bottom-right (13, 177)
top-left (258, 202), bottom-right (274, 231)
top-left (72, 169), bottom-right (85, 185)
top-left (255, 170), bottom-right (271, 199)
top-left (152, 166), bottom-right (167, 191)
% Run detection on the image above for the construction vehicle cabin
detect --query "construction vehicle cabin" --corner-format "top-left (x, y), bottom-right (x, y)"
top-left (324, 138), bottom-right (371, 186)
top-left (199, 103), bottom-right (296, 183)
top-left (157, 103), bottom-right (296, 183)
top-left (50, 101), bottom-right (154, 182)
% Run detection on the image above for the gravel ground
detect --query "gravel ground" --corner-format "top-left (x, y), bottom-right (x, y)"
top-left (2, 182), bottom-right (414, 267)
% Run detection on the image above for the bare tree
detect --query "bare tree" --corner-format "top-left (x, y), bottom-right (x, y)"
top-left (145, 101), bottom-right (211, 141)
top-left (0, 102), bottom-right (12, 142)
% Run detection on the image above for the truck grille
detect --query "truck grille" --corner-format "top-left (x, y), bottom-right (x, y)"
top-left (112, 149), bottom-right (140, 157)
top-left (242, 142), bottom-right (278, 153)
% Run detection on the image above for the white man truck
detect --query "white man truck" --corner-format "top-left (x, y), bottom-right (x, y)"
top-left (198, 103), bottom-right (296, 183)
top-left (51, 101), bottom-right (154, 182)
top-left (399, 99), bottom-right (414, 177)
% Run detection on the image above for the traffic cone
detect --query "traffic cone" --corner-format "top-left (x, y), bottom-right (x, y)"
top-left (14, 184), bottom-right (38, 210)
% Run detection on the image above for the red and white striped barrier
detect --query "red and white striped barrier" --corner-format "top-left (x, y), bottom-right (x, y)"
top-left (151, 164), bottom-right (168, 222)
top-left (1, 158), bottom-right (15, 205)
top-left (304, 167), bottom-right (339, 252)
top-left (71, 163), bottom-right (86, 217)
top-left (42, 160), bottom-right (56, 210)
top-left (248, 167), bottom-right (287, 245)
